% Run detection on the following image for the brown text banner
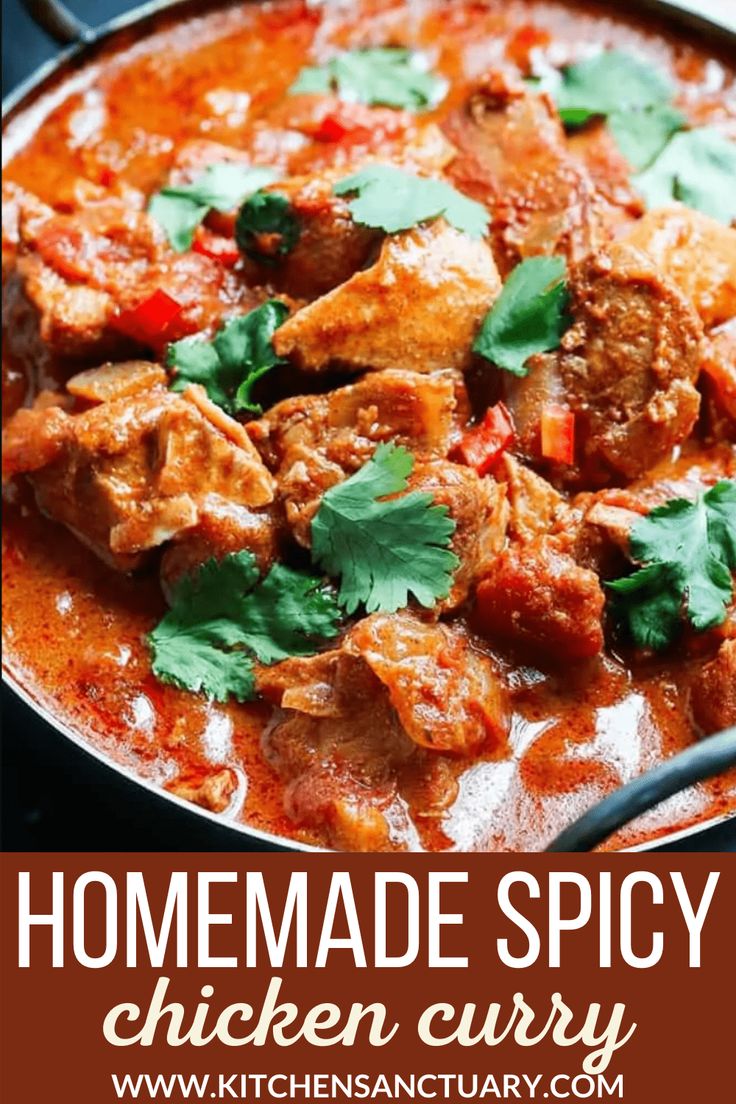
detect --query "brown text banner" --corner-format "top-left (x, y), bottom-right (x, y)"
top-left (1, 853), bottom-right (733, 1103)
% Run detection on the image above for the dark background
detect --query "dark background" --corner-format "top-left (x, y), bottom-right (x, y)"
top-left (2, 0), bottom-right (735, 850)
top-left (2, 0), bottom-right (133, 95)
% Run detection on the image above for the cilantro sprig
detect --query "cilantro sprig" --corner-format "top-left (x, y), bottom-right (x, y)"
top-left (149, 445), bottom-right (462, 699)
top-left (543, 47), bottom-right (736, 214)
top-left (555, 49), bottom-right (674, 127)
top-left (473, 256), bottom-right (570, 376)
top-left (149, 163), bottom-right (277, 252)
top-left (634, 127), bottom-right (736, 225)
top-left (311, 442), bottom-right (459, 614)
top-left (235, 191), bottom-right (302, 262)
top-left (149, 552), bottom-right (342, 701)
top-left (608, 481), bottom-right (736, 650)
top-left (607, 104), bottom-right (685, 174)
top-left (334, 165), bottom-right (489, 238)
top-left (290, 47), bottom-right (446, 111)
top-left (167, 300), bottom-right (288, 416)
top-left (536, 49), bottom-right (685, 171)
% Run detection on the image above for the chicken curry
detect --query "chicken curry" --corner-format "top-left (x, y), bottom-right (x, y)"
top-left (2, 0), bottom-right (735, 851)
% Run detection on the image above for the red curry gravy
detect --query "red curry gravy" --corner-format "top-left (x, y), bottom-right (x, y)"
top-left (3, 0), bottom-right (735, 851)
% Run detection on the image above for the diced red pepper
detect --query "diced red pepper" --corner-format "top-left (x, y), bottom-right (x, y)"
top-left (112, 288), bottom-right (184, 345)
top-left (541, 404), bottom-right (575, 465)
top-left (453, 402), bottom-right (515, 476)
top-left (98, 166), bottom-right (118, 189)
top-left (311, 102), bottom-right (409, 145)
top-left (505, 23), bottom-right (552, 70)
top-left (192, 227), bottom-right (241, 267)
top-left (314, 111), bottom-right (373, 145)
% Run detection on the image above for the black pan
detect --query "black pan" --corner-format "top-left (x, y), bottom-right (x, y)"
top-left (3, 0), bottom-right (736, 852)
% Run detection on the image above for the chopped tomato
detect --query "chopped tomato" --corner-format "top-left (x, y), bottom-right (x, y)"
top-left (701, 334), bottom-right (736, 420)
top-left (505, 23), bottom-right (552, 71)
top-left (97, 166), bottom-right (118, 188)
top-left (312, 103), bottom-right (410, 144)
top-left (112, 289), bottom-right (184, 344)
top-left (453, 402), bottom-right (515, 476)
top-left (259, 0), bottom-right (315, 29)
top-left (541, 404), bottom-right (575, 464)
top-left (192, 227), bottom-right (241, 266)
top-left (314, 111), bottom-right (372, 144)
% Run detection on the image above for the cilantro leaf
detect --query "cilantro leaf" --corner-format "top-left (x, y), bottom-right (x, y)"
top-left (608, 481), bottom-right (736, 650)
top-left (607, 103), bottom-right (686, 171)
top-left (311, 442), bottom-right (458, 615)
top-left (149, 551), bottom-right (342, 701)
top-left (290, 48), bottom-right (446, 111)
top-left (149, 163), bottom-right (277, 252)
top-left (167, 299), bottom-right (289, 415)
top-left (149, 553), bottom-right (260, 701)
top-left (333, 164), bottom-right (488, 238)
top-left (472, 256), bottom-right (570, 376)
top-left (606, 562), bottom-right (684, 652)
top-left (235, 191), bottom-right (302, 262)
top-left (556, 49), bottom-right (673, 126)
top-left (238, 564), bottom-right (343, 664)
top-left (634, 127), bottom-right (736, 224)
top-left (149, 193), bottom-right (210, 254)
top-left (543, 50), bottom-right (684, 170)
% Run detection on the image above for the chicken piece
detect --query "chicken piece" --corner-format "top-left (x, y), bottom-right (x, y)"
top-left (408, 460), bottom-right (508, 610)
top-left (499, 453), bottom-right (565, 543)
top-left (346, 614), bottom-right (508, 753)
top-left (160, 496), bottom-right (280, 598)
top-left (1, 403), bottom-right (72, 480)
top-left (262, 614), bottom-right (508, 755)
top-left (701, 320), bottom-right (736, 431)
top-left (261, 649), bottom-right (421, 850)
top-left (278, 459), bottom-right (506, 612)
top-left (2, 383), bottom-right (274, 570)
top-left (259, 614), bottom-right (508, 850)
top-left (273, 220), bottom-right (502, 374)
top-left (3, 192), bottom-right (259, 371)
top-left (443, 72), bottom-right (606, 275)
top-left (2, 181), bottom-right (48, 278)
top-left (505, 244), bottom-right (703, 486)
top-left (66, 361), bottom-right (167, 403)
top-left (623, 205), bottom-right (736, 328)
top-left (165, 766), bottom-right (238, 814)
top-left (690, 641), bottom-right (736, 735)
top-left (502, 350), bottom-right (566, 463)
top-left (200, 136), bottom-right (454, 298)
top-left (253, 367), bottom-right (467, 467)
top-left (566, 119), bottom-right (644, 231)
top-left (560, 443), bottom-right (736, 575)
top-left (250, 368), bottom-right (470, 545)
top-left (238, 170), bottom-right (382, 299)
top-left (475, 538), bottom-right (606, 660)
top-left (559, 243), bottom-right (703, 483)
top-left (4, 258), bottom-right (121, 373)
top-left (549, 495), bottom-right (638, 578)
top-left (620, 442), bottom-right (736, 506)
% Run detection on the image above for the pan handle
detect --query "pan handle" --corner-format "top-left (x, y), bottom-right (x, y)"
top-left (22, 0), bottom-right (95, 45)
top-left (546, 725), bottom-right (736, 852)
